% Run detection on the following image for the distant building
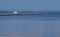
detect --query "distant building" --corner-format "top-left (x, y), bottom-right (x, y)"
top-left (13, 11), bottom-right (18, 14)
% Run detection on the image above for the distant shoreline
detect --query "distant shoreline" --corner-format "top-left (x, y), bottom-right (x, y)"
top-left (0, 14), bottom-right (41, 16)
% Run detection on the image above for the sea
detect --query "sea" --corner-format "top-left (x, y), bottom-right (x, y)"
top-left (0, 14), bottom-right (60, 37)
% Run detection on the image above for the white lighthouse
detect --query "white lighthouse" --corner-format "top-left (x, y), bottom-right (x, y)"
top-left (13, 11), bottom-right (18, 14)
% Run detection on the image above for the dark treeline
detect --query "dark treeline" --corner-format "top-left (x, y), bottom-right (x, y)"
top-left (0, 10), bottom-right (60, 15)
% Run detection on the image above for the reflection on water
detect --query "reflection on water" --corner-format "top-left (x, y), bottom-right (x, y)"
top-left (0, 16), bottom-right (60, 37)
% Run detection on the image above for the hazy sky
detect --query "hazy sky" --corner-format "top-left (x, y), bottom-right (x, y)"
top-left (0, 0), bottom-right (60, 11)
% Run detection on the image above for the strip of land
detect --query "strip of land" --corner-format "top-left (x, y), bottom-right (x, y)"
top-left (0, 14), bottom-right (40, 16)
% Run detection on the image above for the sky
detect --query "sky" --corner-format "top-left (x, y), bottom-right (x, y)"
top-left (0, 0), bottom-right (60, 11)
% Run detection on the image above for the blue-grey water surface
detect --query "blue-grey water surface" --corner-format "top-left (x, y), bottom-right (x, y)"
top-left (0, 15), bottom-right (60, 37)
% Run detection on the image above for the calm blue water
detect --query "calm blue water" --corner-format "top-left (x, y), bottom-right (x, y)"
top-left (0, 15), bottom-right (60, 37)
